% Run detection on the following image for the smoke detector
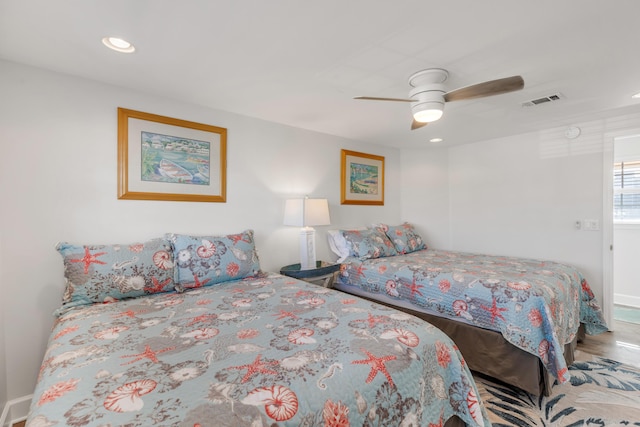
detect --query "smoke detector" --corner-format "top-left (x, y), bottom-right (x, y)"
top-left (564, 126), bottom-right (581, 139)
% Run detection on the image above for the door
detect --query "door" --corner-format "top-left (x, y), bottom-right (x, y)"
top-left (603, 131), bottom-right (640, 329)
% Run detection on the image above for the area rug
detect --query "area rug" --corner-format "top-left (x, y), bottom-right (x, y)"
top-left (475, 351), bottom-right (640, 426)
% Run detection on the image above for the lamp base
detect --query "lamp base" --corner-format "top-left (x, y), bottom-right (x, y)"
top-left (299, 227), bottom-right (317, 270)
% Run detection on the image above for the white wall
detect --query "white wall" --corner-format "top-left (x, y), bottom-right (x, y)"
top-left (399, 147), bottom-right (451, 249)
top-left (0, 60), bottom-right (402, 408)
top-left (402, 124), bottom-right (637, 309)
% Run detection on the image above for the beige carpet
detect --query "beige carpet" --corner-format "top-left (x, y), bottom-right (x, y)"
top-left (475, 351), bottom-right (640, 426)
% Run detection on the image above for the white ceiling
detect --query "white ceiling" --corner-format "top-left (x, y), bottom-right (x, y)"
top-left (2, 0), bottom-right (640, 148)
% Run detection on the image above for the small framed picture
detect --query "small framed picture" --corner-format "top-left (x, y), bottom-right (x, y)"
top-left (117, 108), bottom-right (227, 202)
top-left (340, 149), bottom-right (384, 205)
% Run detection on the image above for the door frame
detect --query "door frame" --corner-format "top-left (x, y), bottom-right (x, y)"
top-left (602, 127), bottom-right (640, 329)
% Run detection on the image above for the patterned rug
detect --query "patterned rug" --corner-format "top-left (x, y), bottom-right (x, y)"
top-left (475, 351), bottom-right (640, 426)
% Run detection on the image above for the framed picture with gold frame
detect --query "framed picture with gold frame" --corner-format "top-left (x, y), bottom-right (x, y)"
top-left (340, 149), bottom-right (384, 205)
top-left (117, 108), bottom-right (227, 202)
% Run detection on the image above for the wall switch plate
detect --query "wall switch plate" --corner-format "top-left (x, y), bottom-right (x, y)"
top-left (584, 219), bottom-right (600, 231)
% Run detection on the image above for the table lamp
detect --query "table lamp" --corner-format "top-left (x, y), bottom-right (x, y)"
top-left (283, 197), bottom-right (330, 270)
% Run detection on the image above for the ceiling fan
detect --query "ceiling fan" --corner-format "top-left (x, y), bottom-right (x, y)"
top-left (354, 68), bottom-right (524, 130)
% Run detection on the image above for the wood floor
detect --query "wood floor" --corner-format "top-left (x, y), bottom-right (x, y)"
top-left (576, 318), bottom-right (640, 368)
top-left (10, 320), bottom-right (639, 427)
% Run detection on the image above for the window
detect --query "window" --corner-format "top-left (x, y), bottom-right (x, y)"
top-left (614, 160), bottom-right (640, 222)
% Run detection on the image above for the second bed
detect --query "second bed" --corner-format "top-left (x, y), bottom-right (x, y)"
top-left (331, 223), bottom-right (608, 396)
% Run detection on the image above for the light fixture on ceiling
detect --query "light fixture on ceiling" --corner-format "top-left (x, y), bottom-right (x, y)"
top-left (102, 37), bottom-right (135, 53)
top-left (410, 87), bottom-right (445, 123)
top-left (633, 92), bottom-right (640, 99)
top-left (283, 197), bottom-right (330, 270)
top-left (429, 137), bottom-right (443, 143)
top-left (412, 102), bottom-right (444, 123)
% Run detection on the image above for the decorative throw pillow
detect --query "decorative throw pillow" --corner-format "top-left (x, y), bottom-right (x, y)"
top-left (167, 229), bottom-right (261, 291)
top-left (380, 222), bottom-right (426, 254)
top-left (341, 228), bottom-right (398, 260)
top-left (57, 238), bottom-right (175, 310)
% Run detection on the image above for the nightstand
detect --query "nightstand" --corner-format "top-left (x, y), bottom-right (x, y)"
top-left (280, 261), bottom-right (341, 288)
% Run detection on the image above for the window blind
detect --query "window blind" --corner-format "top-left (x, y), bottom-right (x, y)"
top-left (614, 160), bottom-right (640, 221)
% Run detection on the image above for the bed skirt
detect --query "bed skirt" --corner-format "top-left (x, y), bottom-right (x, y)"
top-left (359, 295), bottom-right (583, 396)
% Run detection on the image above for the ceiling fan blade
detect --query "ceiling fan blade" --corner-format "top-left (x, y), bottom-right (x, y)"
top-left (443, 75), bottom-right (524, 102)
top-left (354, 96), bottom-right (414, 102)
top-left (411, 119), bottom-right (428, 130)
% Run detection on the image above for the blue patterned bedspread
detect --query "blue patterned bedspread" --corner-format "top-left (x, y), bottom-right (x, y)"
top-left (27, 273), bottom-right (490, 427)
top-left (335, 249), bottom-right (608, 385)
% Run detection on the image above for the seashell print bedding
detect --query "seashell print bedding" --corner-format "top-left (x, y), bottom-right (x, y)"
top-left (26, 273), bottom-right (490, 426)
top-left (335, 249), bottom-right (608, 386)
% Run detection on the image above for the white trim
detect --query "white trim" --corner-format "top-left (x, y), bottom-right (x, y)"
top-left (613, 221), bottom-right (640, 228)
top-left (0, 395), bottom-right (32, 427)
top-left (614, 293), bottom-right (640, 309)
top-left (603, 132), bottom-right (614, 329)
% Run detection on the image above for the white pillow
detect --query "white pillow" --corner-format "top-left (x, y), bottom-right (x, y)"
top-left (327, 228), bottom-right (366, 262)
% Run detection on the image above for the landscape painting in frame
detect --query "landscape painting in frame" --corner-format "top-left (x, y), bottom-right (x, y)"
top-left (340, 149), bottom-right (384, 205)
top-left (117, 108), bottom-right (227, 202)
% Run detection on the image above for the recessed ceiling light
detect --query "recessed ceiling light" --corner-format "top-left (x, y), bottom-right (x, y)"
top-left (102, 37), bottom-right (135, 53)
top-left (429, 138), bottom-right (443, 143)
top-left (633, 92), bottom-right (640, 99)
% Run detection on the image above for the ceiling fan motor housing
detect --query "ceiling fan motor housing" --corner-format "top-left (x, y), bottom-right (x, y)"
top-left (410, 85), bottom-right (446, 123)
top-left (407, 69), bottom-right (449, 123)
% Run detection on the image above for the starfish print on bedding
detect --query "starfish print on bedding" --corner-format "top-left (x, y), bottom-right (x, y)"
top-left (354, 264), bottom-right (367, 279)
top-left (70, 247), bottom-right (107, 274)
top-left (355, 313), bottom-right (389, 328)
top-left (121, 344), bottom-right (175, 365)
top-left (187, 313), bottom-right (218, 326)
top-left (112, 308), bottom-right (148, 319)
top-left (227, 233), bottom-right (251, 244)
top-left (406, 277), bottom-right (424, 299)
top-left (480, 296), bottom-right (508, 324)
top-left (228, 354), bottom-right (278, 383)
top-left (146, 277), bottom-right (172, 293)
top-left (273, 309), bottom-right (300, 320)
top-left (190, 275), bottom-right (211, 288)
top-left (295, 290), bottom-right (313, 298)
top-left (351, 349), bottom-right (397, 387)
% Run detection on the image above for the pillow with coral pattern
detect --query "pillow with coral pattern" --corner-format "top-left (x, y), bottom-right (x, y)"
top-left (56, 238), bottom-right (175, 310)
top-left (378, 222), bottom-right (426, 254)
top-left (341, 227), bottom-right (398, 260)
top-left (167, 229), bottom-right (262, 291)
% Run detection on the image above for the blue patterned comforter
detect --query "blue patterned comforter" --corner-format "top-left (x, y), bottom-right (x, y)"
top-left (27, 273), bottom-right (490, 427)
top-left (335, 249), bottom-right (608, 385)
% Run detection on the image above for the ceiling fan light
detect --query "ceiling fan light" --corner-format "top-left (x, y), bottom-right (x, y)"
top-left (412, 101), bottom-right (444, 123)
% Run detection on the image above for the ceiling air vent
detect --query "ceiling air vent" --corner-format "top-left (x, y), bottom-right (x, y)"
top-left (522, 93), bottom-right (564, 107)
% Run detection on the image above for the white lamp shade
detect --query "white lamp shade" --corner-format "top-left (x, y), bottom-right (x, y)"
top-left (283, 198), bottom-right (330, 227)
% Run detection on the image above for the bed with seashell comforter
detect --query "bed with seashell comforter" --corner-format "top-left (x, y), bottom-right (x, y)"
top-left (331, 223), bottom-right (609, 396)
top-left (26, 232), bottom-right (490, 427)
